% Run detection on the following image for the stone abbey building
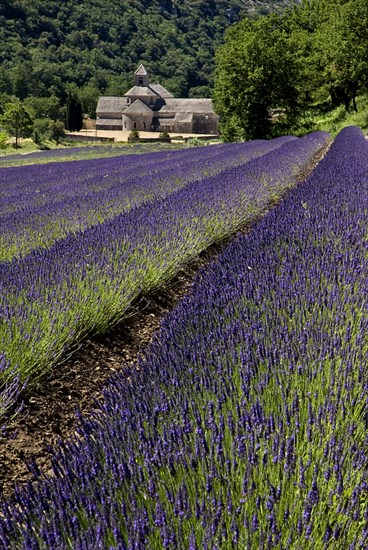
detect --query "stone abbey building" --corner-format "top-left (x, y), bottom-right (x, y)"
top-left (96, 65), bottom-right (219, 135)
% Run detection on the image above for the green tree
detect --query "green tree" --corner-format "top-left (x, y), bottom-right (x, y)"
top-left (0, 66), bottom-right (12, 95)
top-left (0, 99), bottom-right (34, 147)
top-left (213, 15), bottom-right (301, 141)
top-left (79, 84), bottom-right (100, 118)
top-left (314, 0), bottom-right (368, 111)
top-left (0, 130), bottom-right (9, 149)
top-left (0, 93), bottom-right (14, 115)
top-left (24, 95), bottom-right (62, 121)
top-left (65, 90), bottom-right (83, 131)
top-left (49, 120), bottom-right (65, 144)
top-left (32, 118), bottom-right (52, 146)
top-left (128, 128), bottom-right (140, 142)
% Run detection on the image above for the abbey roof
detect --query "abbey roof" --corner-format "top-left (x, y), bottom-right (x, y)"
top-left (135, 64), bottom-right (148, 76)
top-left (96, 96), bottom-right (126, 114)
top-left (124, 86), bottom-right (159, 97)
top-left (123, 99), bottom-right (153, 113)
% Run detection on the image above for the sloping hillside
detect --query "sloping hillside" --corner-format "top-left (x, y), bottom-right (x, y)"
top-left (0, 0), bottom-right (299, 102)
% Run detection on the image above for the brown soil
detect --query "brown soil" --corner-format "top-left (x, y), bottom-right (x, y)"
top-left (0, 142), bottom-right (330, 502)
top-left (0, 249), bottom-right (218, 501)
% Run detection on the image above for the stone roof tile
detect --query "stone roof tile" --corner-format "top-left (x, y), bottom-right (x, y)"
top-left (96, 97), bottom-right (125, 114)
top-left (123, 99), bottom-right (153, 114)
top-left (124, 86), bottom-right (159, 97)
top-left (159, 98), bottom-right (215, 114)
top-left (150, 83), bottom-right (174, 98)
top-left (135, 64), bottom-right (148, 76)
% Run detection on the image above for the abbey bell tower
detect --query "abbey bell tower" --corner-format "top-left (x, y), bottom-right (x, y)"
top-left (134, 64), bottom-right (149, 87)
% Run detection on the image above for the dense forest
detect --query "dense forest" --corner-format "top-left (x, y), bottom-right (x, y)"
top-left (0, 0), bottom-right (296, 114)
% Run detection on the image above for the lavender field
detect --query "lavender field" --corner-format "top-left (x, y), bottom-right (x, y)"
top-left (0, 137), bottom-right (290, 261)
top-left (0, 126), bottom-right (366, 548)
top-left (0, 132), bottom-right (328, 420)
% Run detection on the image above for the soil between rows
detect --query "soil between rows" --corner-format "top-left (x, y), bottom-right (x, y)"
top-left (0, 143), bottom-right (330, 502)
top-left (0, 245), bottom-right (227, 501)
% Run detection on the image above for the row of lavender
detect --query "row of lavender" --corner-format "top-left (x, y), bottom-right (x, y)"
top-left (0, 132), bottom-right (329, 420)
top-left (0, 138), bottom-right (294, 262)
top-left (0, 126), bottom-right (365, 548)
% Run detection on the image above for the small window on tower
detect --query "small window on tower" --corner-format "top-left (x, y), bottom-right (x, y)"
top-left (139, 77), bottom-right (144, 86)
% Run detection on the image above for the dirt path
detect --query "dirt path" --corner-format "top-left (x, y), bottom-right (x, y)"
top-left (66, 129), bottom-right (217, 142)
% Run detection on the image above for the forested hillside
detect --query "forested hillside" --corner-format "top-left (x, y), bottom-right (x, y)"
top-left (0, 0), bottom-right (297, 112)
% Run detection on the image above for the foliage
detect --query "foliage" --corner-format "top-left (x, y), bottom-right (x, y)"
top-left (0, 0), bottom-right (298, 117)
top-left (0, 130), bottom-right (8, 149)
top-left (313, 0), bottom-right (368, 112)
top-left (158, 131), bottom-right (171, 141)
top-left (187, 137), bottom-right (203, 147)
top-left (128, 128), bottom-right (140, 142)
top-left (289, 95), bottom-right (368, 137)
top-left (32, 117), bottom-right (52, 145)
top-left (214, 0), bottom-right (368, 139)
top-left (66, 90), bottom-right (83, 132)
top-left (214, 14), bottom-right (300, 140)
top-left (48, 120), bottom-right (65, 144)
top-left (0, 99), bottom-right (33, 147)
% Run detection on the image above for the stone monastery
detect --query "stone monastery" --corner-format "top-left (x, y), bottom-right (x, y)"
top-left (96, 64), bottom-right (219, 135)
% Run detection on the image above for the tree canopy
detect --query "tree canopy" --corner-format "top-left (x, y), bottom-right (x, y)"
top-left (214, 0), bottom-right (368, 140)
top-left (213, 15), bottom-right (300, 140)
top-left (0, 99), bottom-right (33, 147)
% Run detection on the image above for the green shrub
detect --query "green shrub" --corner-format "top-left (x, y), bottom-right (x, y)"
top-left (32, 118), bottom-right (52, 145)
top-left (159, 131), bottom-right (171, 141)
top-left (0, 130), bottom-right (8, 149)
top-left (49, 120), bottom-right (65, 145)
top-left (187, 137), bottom-right (202, 147)
top-left (128, 128), bottom-right (140, 142)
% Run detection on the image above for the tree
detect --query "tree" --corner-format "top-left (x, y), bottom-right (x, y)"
top-left (0, 66), bottom-right (12, 95)
top-left (0, 130), bottom-right (8, 149)
top-left (65, 90), bottom-right (83, 131)
top-left (0, 100), bottom-right (33, 147)
top-left (49, 120), bottom-right (65, 144)
top-left (32, 118), bottom-right (52, 146)
top-left (79, 84), bottom-right (100, 118)
top-left (24, 94), bottom-right (62, 121)
top-left (128, 128), bottom-right (140, 142)
top-left (313, 0), bottom-right (368, 112)
top-left (213, 14), bottom-right (301, 141)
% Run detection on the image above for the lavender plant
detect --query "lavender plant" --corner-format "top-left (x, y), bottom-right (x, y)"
top-left (0, 126), bottom-right (365, 548)
top-left (0, 132), bottom-right (329, 418)
top-left (0, 137), bottom-right (293, 262)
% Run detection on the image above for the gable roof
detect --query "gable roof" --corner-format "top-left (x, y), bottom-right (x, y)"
top-left (150, 83), bottom-right (174, 98)
top-left (135, 64), bottom-right (148, 76)
top-left (123, 99), bottom-right (153, 114)
top-left (96, 96), bottom-right (126, 114)
top-left (159, 98), bottom-right (215, 114)
top-left (124, 85), bottom-right (160, 97)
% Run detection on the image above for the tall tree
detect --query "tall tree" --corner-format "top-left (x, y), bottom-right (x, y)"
top-left (65, 90), bottom-right (83, 131)
top-left (0, 99), bottom-right (33, 147)
top-left (213, 14), bottom-right (300, 141)
top-left (314, 0), bottom-right (368, 111)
